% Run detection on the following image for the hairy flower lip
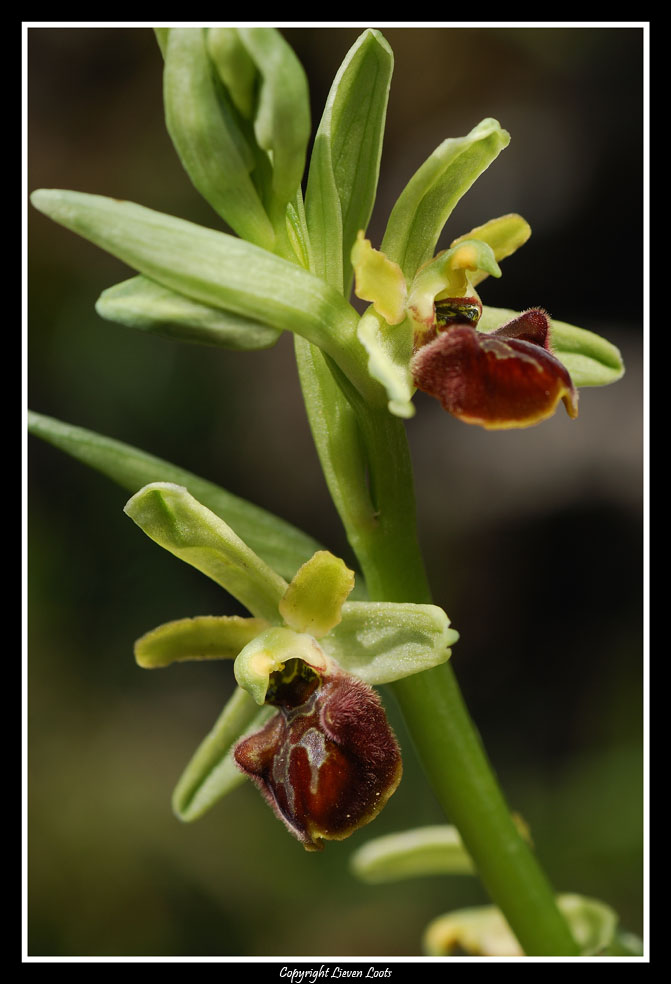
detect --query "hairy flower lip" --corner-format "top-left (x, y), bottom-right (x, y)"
top-left (234, 665), bottom-right (402, 851)
top-left (411, 309), bottom-right (579, 429)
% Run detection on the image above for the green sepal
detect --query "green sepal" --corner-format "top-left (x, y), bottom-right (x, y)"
top-left (357, 309), bottom-right (415, 419)
top-left (206, 28), bottom-right (257, 120)
top-left (350, 825), bottom-right (475, 883)
top-left (172, 685), bottom-right (275, 821)
top-left (30, 191), bottom-right (376, 402)
top-left (381, 118), bottom-right (511, 281)
top-left (124, 482), bottom-right (288, 622)
top-left (235, 28), bottom-right (311, 212)
top-left (27, 410), bottom-right (324, 582)
top-left (234, 626), bottom-right (329, 705)
top-left (163, 28), bottom-right (275, 249)
top-left (423, 894), bottom-right (618, 957)
top-left (134, 615), bottom-right (271, 668)
top-left (279, 550), bottom-right (355, 638)
top-left (305, 29), bottom-right (393, 294)
top-left (96, 275), bottom-right (282, 351)
top-left (479, 306), bottom-right (625, 387)
top-left (351, 231), bottom-right (407, 324)
top-left (321, 600), bottom-right (457, 685)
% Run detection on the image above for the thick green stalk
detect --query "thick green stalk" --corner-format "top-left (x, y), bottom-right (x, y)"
top-left (391, 664), bottom-right (580, 956)
top-left (295, 349), bottom-right (579, 955)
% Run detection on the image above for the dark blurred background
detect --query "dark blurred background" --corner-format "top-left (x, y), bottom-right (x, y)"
top-left (27, 27), bottom-right (644, 957)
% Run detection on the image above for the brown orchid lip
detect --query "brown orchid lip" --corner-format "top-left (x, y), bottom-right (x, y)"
top-left (234, 667), bottom-right (402, 850)
top-left (411, 308), bottom-right (578, 429)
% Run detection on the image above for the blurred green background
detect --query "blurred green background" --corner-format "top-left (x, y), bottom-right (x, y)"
top-left (27, 26), bottom-right (644, 957)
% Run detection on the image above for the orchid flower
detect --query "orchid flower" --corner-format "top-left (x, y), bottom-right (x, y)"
top-left (351, 213), bottom-right (618, 427)
top-left (125, 481), bottom-right (457, 850)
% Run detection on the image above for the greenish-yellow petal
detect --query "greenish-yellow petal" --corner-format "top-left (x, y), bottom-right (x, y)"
top-left (408, 239), bottom-right (500, 331)
top-left (451, 213), bottom-right (531, 287)
top-left (279, 550), bottom-right (355, 638)
top-left (134, 615), bottom-right (271, 668)
top-left (351, 231), bottom-right (407, 325)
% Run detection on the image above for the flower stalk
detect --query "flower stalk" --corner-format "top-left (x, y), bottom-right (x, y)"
top-left (294, 343), bottom-right (580, 953)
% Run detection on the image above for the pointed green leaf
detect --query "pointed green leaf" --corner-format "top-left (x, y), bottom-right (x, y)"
top-left (172, 685), bottom-right (275, 821)
top-left (382, 118), bottom-right (511, 281)
top-left (164, 28), bottom-right (275, 248)
top-left (30, 190), bottom-right (376, 401)
top-left (304, 128), bottom-right (343, 289)
top-left (206, 28), bottom-right (258, 120)
top-left (134, 615), bottom-right (270, 668)
top-left (293, 337), bottom-right (379, 571)
top-left (279, 550), bottom-right (355, 638)
top-left (350, 825), bottom-right (475, 883)
top-left (28, 410), bottom-right (323, 581)
top-left (96, 275), bottom-right (282, 350)
top-left (321, 600), bottom-right (457, 684)
top-left (236, 28), bottom-right (311, 210)
top-left (124, 483), bottom-right (288, 622)
top-left (305, 29), bottom-right (393, 293)
top-left (479, 306), bottom-right (625, 387)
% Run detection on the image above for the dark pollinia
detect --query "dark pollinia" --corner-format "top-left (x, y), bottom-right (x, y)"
top-left (234, 659), bottom-right (402, 850)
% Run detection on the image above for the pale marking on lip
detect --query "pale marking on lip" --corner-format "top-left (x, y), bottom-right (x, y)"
top-left (298, 727), bottom-right (328, 795)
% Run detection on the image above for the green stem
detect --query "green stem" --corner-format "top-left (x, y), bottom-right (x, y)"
top-left (284, 184), bottom-right (578, 954)
top-left (391, 665), bottom-right (580, 956)
top-left (294, 343), bottom-right (579, 956)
